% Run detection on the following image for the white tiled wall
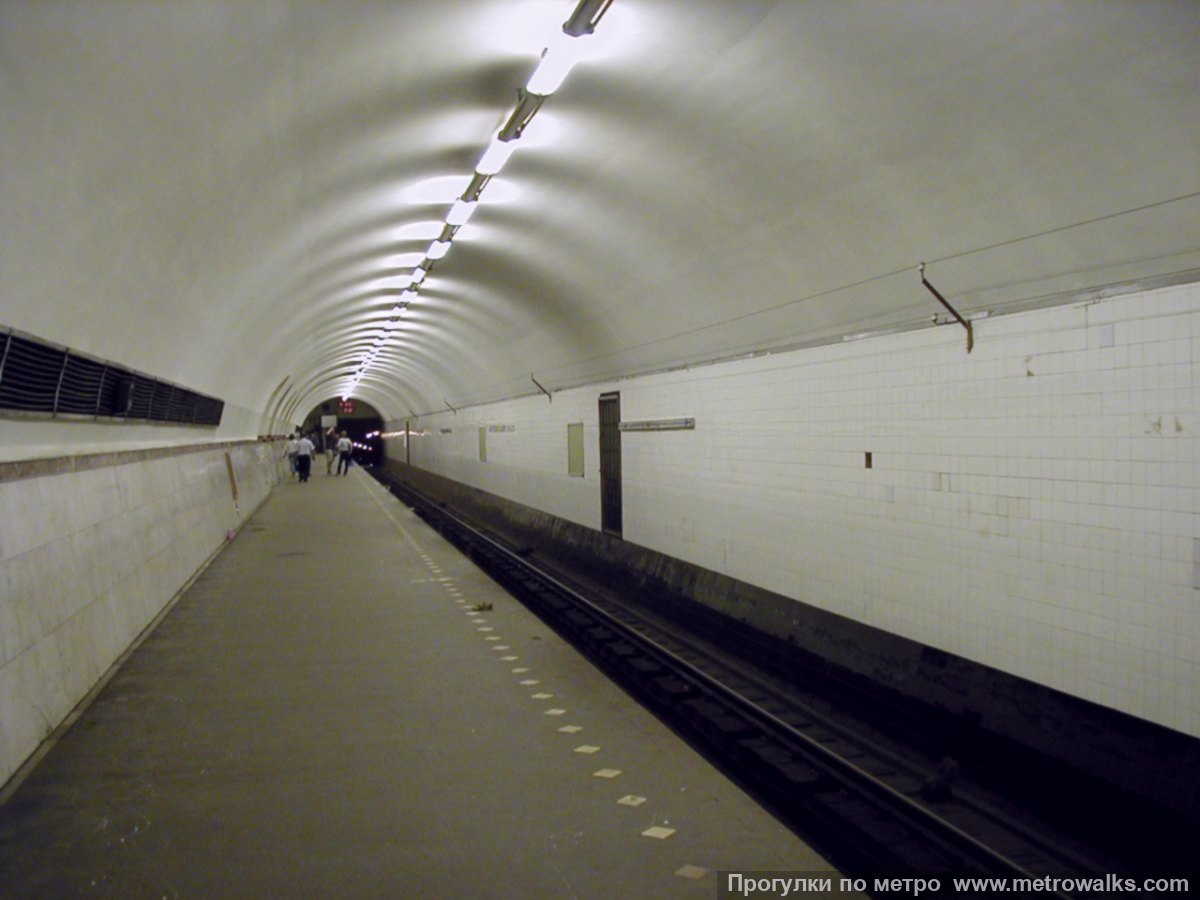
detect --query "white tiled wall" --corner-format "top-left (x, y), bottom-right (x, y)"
top-left (406, 390), bottom-right (604, 530)
top-left (398, 282), bottom-right (1200, 737)
top-left (0, 442), bottom-right (283, 786)
top-left (0, 399), bottom-right (266, 464)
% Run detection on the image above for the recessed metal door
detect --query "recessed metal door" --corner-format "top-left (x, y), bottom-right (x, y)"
top-left (599, 391), bottom-right (622, 536)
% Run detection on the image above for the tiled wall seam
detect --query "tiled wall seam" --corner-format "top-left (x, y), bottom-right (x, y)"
top-left (392, 283), bottom-right (1199, 737)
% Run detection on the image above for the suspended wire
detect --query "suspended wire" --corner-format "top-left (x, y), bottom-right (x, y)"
top-left (926, 189), bottom-right (1200, 266)
top-left (534, 188), bottom-right (1200, 381)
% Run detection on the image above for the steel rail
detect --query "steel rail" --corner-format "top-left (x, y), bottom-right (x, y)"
top-left (375, 471), bottom-right (1079, 891)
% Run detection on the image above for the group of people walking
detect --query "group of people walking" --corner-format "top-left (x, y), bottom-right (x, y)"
top-left (284, 428), bottom-right (354, 482)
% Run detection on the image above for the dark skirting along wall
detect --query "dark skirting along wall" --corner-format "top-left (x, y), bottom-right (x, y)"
top-left (380, 460), bottom-right (1198, 861)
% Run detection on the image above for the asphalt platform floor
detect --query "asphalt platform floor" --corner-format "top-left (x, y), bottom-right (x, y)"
top-left (0, 467), bottom-right (841, 899)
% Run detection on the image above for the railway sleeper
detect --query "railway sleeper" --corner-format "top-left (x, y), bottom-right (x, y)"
top-left (812, 791), bottom-right (951, 870)
top-left (736, 736), bottom-right (793, 767)
top-left (681, 699), bottom-right (757, 741)
top-left (605, 642), bottom-right (638, 658)
top-left (649, 675), bottom-right (694, 701)
top-left (775, 761), bottom-right (827, 793)
top-left (563, 611), bottom-right (596, 629)
top-left (539, 595), bottom-right (571, 612)
top-left (735, 738), bottom-right (826, 793)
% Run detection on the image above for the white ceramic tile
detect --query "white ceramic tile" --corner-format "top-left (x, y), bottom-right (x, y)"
top-left (0, 445), bottom-right (283, 787)
top-left (397, 283), bottom-right (1200, 736)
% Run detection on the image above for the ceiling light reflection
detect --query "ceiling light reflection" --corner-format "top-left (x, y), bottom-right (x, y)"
top-left (390, 221), bottom-right (445, 241)
top-left (469, 1), bottom-right (567, 58)
top-left (402, 175), bottom-right (474, 205)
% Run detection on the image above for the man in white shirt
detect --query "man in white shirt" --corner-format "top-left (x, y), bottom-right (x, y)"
top-left (336, 432), bottom-right (353, 475)
top-left (283, 434), bottom-right (300, 478)
top-left (295, 433), bottom-right (316, 483)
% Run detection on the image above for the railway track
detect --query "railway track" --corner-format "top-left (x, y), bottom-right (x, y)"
top-left (372, 471), bottom-right (1106, 892)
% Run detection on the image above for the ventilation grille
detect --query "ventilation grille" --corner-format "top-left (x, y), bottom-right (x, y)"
top-left (0, 328), bottom-right (224, 426)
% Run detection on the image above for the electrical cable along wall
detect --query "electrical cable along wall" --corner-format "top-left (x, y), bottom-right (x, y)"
top-left (0, 327), bottom-right (224, 426)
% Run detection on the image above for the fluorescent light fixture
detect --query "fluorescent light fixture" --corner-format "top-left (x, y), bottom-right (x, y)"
top-left (526, 32), bottom-right (590, 95)
top-left (385, 319), bottom-right (403, 330)
top-left (564, 0), bottom-right (615, 36)
top-left (426, 239), bottom-right (451, 260)
top-left (400, 289), bottom-right (418, 303)
top-left (447, 199), bottom-right (478, 226)
top-left (476, 134), bottom-right (518, 175)
top-left (499, 90), bottom-right (546, 139)
top-left (462, 172), bottom-right (490, 203)
top-left (411, 266), bottom-right (427, 285)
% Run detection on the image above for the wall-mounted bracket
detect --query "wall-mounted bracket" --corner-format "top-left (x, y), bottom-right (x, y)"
top-left (920, 263), bottom-right (974, 353)
top-left (531, 373), bottom-right (553, 402)
top-left (499, 90), bottom-right (547, 141)
top-left (462, 172), bottom-right (491, 203)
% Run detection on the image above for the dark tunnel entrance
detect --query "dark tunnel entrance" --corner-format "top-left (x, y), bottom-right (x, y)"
top-left (302, 398), bottom-right (384, 469)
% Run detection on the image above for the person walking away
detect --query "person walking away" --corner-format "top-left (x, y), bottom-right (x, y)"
top-left (324, 426), bottom-right (338, 475)
top-left (336, 432), bottom-right (353, 475)
top-left (295, 433), bottom-right (316, 483)
top-left (284, 433), bottom-right (300, 478)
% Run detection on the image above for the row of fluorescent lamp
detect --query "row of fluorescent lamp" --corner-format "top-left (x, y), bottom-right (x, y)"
top-left (345, 0), bottom-right (615, 398)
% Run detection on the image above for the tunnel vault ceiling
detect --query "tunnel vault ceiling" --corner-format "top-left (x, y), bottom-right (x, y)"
top-left (3, 1), bottom-right (1198, 426)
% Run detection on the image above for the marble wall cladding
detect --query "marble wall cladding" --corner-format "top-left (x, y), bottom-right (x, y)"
top-left (398, 282), bottom-right (1200, 738)
top-left (0, 441), bottom-right (283, 787)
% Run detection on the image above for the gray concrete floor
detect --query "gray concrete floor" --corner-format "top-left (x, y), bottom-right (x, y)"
top-left (0, 468), bottom-right (840, 899)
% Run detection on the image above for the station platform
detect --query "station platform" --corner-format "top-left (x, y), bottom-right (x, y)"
top-left (0, 467), bottom-right (839, 898)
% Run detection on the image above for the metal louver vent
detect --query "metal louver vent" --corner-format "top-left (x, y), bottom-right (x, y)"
top-left (0, 326), bottom-right (224, 426)
top-left (57, 354), bottom-right (109, 415)
top-left (0, 335), bottom-right (64, 413)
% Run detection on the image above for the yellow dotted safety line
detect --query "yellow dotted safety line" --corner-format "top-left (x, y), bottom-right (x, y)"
top-left (361, 473), bottom-right (707, 878)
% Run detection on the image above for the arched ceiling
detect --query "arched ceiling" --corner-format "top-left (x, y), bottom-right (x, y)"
top-left (3, 1), bottom-right (1198, 427)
